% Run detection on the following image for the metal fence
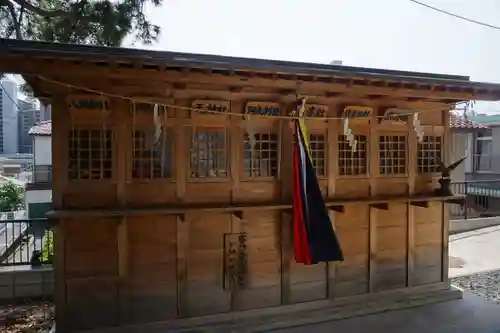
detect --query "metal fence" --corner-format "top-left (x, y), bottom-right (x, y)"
top-left (0, 219), bottom-right (53, 267)
top-left (450, 179), bottom-right (500, 219)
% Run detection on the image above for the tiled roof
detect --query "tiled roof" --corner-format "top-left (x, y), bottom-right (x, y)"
top-left (28, 120), bottom-right (51, 136)
top-left (450, 115), bottom-right (487, 130)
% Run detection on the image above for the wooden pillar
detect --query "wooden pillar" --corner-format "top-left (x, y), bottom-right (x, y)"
top-left (229, 100), bottom-right (242, 310)
top-left (441, 110), bottom-right (451, 282)
top-left (326, 104), bottom-right (339, 298)
top-left (51, 95), bottom-right (68, 330)
top-left (280, 106), bottom-right (293, 305)
top-left (407, 111), bottom-right (418, 287)
top-left (115, 99), bottom-right (129, 324)
top-left (175, 99), bottom-right (189, 317)
top-left (51, 95), bottom-right (67, 210)
top-left (368, 107), bottom-right (379, 292)
top-left (230, 101), bottom-right (242, 201)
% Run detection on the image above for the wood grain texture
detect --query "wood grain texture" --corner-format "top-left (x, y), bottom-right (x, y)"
top-left (47, 80), bottom-right (453, 332)
top-left (374, 203), bottom-right (408, 292)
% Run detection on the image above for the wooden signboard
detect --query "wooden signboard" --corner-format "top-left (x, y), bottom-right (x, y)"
top-left (379, 108), bottom-right (410, 125)
top-left (245, 102), bottom-right (281, 117)
top-left (192, 100), bottom-right (230, 114)
top-left (66, 94), bottom-right (109, 110)
top-left (287, 104), bottom-right (328, 118)
top-left (341, 105), bottom-right (373, 125)
top-left (306, 104), bottom-right (328, 118)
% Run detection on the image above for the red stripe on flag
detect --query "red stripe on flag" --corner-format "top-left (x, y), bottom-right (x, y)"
top-left (292, 137), bottom-right (312, 264)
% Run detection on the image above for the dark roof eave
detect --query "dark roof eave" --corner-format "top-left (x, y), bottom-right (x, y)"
top-left (2, 38), bottom-right (500, 92)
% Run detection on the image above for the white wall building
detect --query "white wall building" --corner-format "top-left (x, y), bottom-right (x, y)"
top-left (25, 121), bottom-right (52, 219)
top-left (0, 79), bottom-right (19, 154)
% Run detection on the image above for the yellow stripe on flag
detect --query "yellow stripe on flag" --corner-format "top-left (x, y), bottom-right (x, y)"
top-left (297, 98), bottom-right (311, 156)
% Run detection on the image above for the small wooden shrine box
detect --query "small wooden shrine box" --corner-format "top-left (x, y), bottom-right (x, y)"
top-left (2, 39), bottom-right (500, 332)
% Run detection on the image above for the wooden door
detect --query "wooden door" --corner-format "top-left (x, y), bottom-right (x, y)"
top-left (373, 203), bottom-right (408, 291)
top-left (232, 211), bottom-right (281, 310)
top-left (124, 216), bottom-right (177, 323)
top-left (186, 213), bottom-right (232, 316)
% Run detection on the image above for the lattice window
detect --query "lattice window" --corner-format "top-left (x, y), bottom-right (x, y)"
top-left (68, 129), bottom-right (112, 180)
top-left (132, 130), bottom-right (172, 179)
top-left (243, 132), bottom-right (278, 178)
top-left (190, 130), bottom-right (227, 178)
top-left (309, 134), bottom-right (326, 176)
top-left (418, 136), bottom-right (442, 173)
top-left (379, 135), bottom-right (407, 175)
top-left (338, 135), bottom-right (368, 176)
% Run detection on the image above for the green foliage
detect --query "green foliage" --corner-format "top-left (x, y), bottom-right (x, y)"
top-left (0, 181), bottom-right (24, 212)
top-left (41, 230), bottom-right (54, 263)
top-left (0, 0), bottom-right (162, 46)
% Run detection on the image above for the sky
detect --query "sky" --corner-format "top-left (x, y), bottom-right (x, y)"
top-left (128, 0), bottom-right (500, 114)
top-left (10, 0), bottom-right (500, 113)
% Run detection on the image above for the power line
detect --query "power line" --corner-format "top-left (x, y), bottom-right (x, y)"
top-left (408, 0), bottom-right (500, 31)
top-left (0, 82), bottom-right (21, 112)
top-left (0, 82), bottom-right (35, 122)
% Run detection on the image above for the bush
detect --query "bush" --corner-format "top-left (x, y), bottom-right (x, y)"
top-left (41, 230), bottom-right (54, 264)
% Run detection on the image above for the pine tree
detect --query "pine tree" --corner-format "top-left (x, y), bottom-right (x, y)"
top-left (0, 0), bottom-right (162, 46)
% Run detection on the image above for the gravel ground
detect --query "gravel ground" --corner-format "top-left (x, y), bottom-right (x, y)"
top-left (451, 269), bottom-right (500, 304)
top-left (0, 301), bottom-right (54, 333)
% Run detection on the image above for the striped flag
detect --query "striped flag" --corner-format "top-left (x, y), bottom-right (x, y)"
top-left (292, 100), bottom-right (344, 264)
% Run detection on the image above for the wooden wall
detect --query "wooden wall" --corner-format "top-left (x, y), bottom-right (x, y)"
top-left (50, 91), bottom-right (451, 331)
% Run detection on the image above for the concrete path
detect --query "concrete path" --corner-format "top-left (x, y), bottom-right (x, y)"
top-left (269, 292), bottom-right (500, 333)
top-left (268, 225), bottom-right (500, 333)
top-left (449, 225), bottom-right (500, 277)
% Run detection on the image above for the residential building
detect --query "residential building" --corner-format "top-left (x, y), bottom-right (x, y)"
top-left (40, 103), bottom-right (51, 121)
top-left (24, 120), bottom-right (51, 219)
top-left (17, 98), bottom-right (41, 153)
top-left (464, 114), bottom-right (500, 181)
top-left (0, 79), bottom-right (19, 154)
top-left (449, 114), bottom-right (488, 182)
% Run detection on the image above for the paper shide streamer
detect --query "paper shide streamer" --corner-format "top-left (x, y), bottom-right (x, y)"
top-left (292, 98), bottom-right (344, 265)
top-left (145, 103), bottom-right (165, 149)
top-left (342, 118), bottom-right (357, 152)
top-left (413, 112), bottom-right (424, 143)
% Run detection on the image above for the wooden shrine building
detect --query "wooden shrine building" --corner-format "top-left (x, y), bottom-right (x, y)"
top-left (2, 39), bottom-right (500, 332)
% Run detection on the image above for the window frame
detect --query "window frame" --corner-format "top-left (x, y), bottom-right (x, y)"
top-left (378, 132), bottom-right (408, 177)
top-left (417, 135), bottom-right (443, 173)
top-left (131, 128), bottom-right (174, 181)
top-left (474, 135), bottom-right (492, 173)
top-left (308, 132), bottom-right (327, 178)
top-left (188, 127), bottom-right (229, 182)
top-left (338, 133), bottom-right (369, 178)
top-left (242, 131), bottom-right (280, 180)
top-left (68, 128), bottom-right (114, 181)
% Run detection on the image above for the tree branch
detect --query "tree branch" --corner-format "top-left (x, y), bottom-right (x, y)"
top-left (9, 0), bottom-right (99, 23)
top-left (9, 0), bottom-right (70, 18)
top-left (0, 0), bottom-right (21, 39)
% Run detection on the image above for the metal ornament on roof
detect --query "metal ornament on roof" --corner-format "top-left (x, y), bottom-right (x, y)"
top-left (343, 118), bottom-right (357, 152)
top-left (413, 112), bottom-right (424, 143)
